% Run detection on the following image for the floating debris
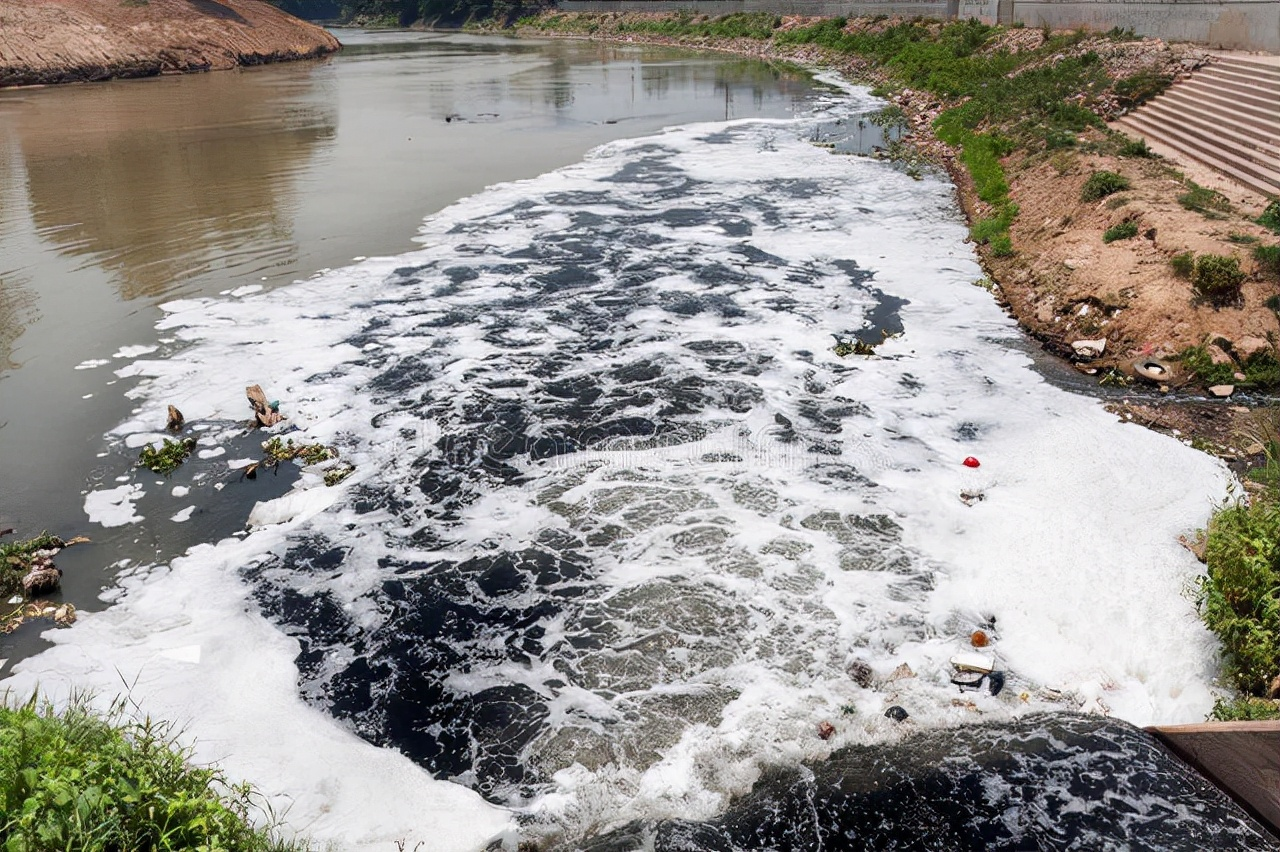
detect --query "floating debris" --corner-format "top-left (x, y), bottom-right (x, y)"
top-left (884, 705), bottom-right (910, 722)
top-left (0, 530), bottom-right (89, 600)
top-left (263, 437), bottom-right (336, 466)
top-left (247, 384), bottom-right (283, 428)
top-left (166, 404), bottom-right (185, 432)
top-left (817, 720), bottom-right (836, 740)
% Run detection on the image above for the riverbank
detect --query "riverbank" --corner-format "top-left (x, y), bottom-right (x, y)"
top-left (515, 13), bottom-right (1280, 456)
top-left (0, 0), bottom-right (340, 87)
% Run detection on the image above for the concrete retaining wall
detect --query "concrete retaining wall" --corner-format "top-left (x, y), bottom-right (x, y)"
top-left (556, 0), bottom-right (1280, 53)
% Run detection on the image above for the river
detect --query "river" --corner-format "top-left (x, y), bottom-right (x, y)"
top-left (0, 29), bottom-right (1273, 852)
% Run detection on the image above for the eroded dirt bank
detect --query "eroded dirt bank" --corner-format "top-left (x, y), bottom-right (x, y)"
top-left (0, 0), bottom-right (341, 87)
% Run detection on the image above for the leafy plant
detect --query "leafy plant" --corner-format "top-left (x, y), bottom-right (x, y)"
top-left (263, 437), bottom-right (336, 466)
top-left (1102, 221), bottom-right (1138, 243)
top-left (1191, 254), bottom-right (1246, 306)
top-left (1210, 696), bottom-right (1280, 721)
top-left (1080, 170), bottom-right (1130, 202)
top-left (1179, 345), bottom-right (1238, 387)
top-left (138, 438), bottom-right (196, 475)
top-left (0, 694), bottom-right (308, 851)
top-left (1201, 497), bottom-right (1280, 695)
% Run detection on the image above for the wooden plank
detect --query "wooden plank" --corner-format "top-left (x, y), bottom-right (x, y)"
top-left (1148, 722), bottom-right (1280, 838)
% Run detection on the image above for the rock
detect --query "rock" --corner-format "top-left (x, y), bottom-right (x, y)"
top-left (988, 671), bottom-right (1006, 696)
top-left (1268, 676), bottom-right (1280, 700)
top-left (21, 563), bottom-right (61, 595)
top-left (1071, 338), bottom-right (1106, 359)
top-left (1208, 385), bottom-right (1234, 398)
top-left (884, 705), bottom-right (910, 722)
top-left (886, 662), bottom-right (915, 682)
top-left (1236, 336), bottom-right (1270, 361)
top-left (1205, 344), bottom-right (1233, 366)
top-left (1234, 372), bottom-right (1247, 381)
top-left (817, 720), bottom-right (836, 740)
top-left (848, 659), bottom-right (874, 689)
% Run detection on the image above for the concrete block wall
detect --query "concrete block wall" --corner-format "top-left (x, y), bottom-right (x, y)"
top-left (555, 0), bottom-right (1280, 53)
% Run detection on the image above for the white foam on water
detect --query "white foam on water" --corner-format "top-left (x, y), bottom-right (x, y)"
top-left (83, 484), bottom-right (144, 527)
top-left (12, 80), bottom-right (1231, 846)
top-left (114, 344), bottom-right (159, 359)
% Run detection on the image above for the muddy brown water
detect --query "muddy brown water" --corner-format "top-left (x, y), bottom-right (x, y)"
top-left (0, 30), bottom-right (825, 666)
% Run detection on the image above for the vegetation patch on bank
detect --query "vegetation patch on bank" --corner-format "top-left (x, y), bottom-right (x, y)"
top-left (0, 695), bottom-right (309, 850)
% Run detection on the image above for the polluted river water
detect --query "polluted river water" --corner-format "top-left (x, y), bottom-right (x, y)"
top-left (0, 28), bottom-right (1273, 852)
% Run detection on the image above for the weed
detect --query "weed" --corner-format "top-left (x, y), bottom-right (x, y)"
top-left (1117, 137), bottom-right (1157, 158)
top-left (324, 463), bottom-right (356, 486)
top-left (989, 234), bottom-right (1014, 257)
top-left (1097, 368), bottom-right (1132, 387)
top-left (1102, 221), bottom-right (1138, 243)
top-left (1170, 250), bottom-right (1195, 278)
top-left (971, 203), bottom-right (1018, 244)
top-left (1258, 200), bottom-right (1280, 234)
top-left (138, 437), bottom-right (196, 475)
top-left (1180, 345), bottom-right (1237, 387)
top-left (1080, 170), bottom-right (1130, 202)
top-left (1105, 195), bottom-right (1130, 210)
top-left (1178, 181), bottom-right (1232, 217)
top-left (1228, 233), bottom-right (1259, 245)
top-left (1254, 244), bottom-right (1280, 280)
top-left (1049, 151), bottom-right (1075, 175)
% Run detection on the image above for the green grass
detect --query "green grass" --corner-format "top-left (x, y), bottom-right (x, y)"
top-left (1102, 221), bottom-right (1138, 243)
top-left (614, 11), bottom-right (780, 40)
top-left (1170, 250), bottom-right (1195, 278)
top-left (1258, 199), bottom-right (1280, 234)
top-left (1180, 345), bottom-right (1239, 387)
top-left (1255, 244), bottom-right (1280, 280)
top-left (0, 695), bottom-right (307, 852)
top-left (1178, 181), bottom-right (1232, 218)
top-left (1080, 170), bottom-right (1130, 202)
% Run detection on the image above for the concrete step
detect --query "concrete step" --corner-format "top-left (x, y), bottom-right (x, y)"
top-left (1174, 79), bottom-right (1280, 128)
top-left (1197, 64), bottom-right (1280, 101)
top-left (1140, 99), bottom-right (1280, 162)
top-left (1213, 55), bottom-right (1280, 83)
top-left (1156, 87), bottom-right (1280, 139)
top-left (1180, 75), bottom-right (1280, 113)
top-left (1114, 113), bottom-right (1280, 197)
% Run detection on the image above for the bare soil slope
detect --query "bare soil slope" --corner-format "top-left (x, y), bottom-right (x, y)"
top-left (0, 0), bottom-right (340, 87)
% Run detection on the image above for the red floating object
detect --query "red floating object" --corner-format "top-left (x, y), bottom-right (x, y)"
top-left (963, 457), bottom-right (981, 468)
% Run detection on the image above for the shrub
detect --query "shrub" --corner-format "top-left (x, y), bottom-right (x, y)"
top-left (1178, 181), bottom-right (1232, 217)
top-left (1080, 170), bottom-right (1130, 201)
top-left (1255, 244), bottom-right (1280, 280)
top-left (1258, 200), bottom-right (1280, 234)
top-left (1191, 254), bottom-right (1245, 306)
top-left (1102, 221), bottom-right (1138, 243)
top-left (0, 695), bottom-right (306, 852)
top-left (970, 202), bottom-right (1018, 243)
top-left (1112, 70), bottom-right (1172, 109)
top-left (1170, 250), bottom-right (1195, 278)
top-left (1201, 498), bottom-right (1280, 695)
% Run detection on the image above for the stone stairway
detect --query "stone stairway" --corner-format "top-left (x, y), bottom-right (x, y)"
top-left (1112, 55), bottom-right (1280, 199)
